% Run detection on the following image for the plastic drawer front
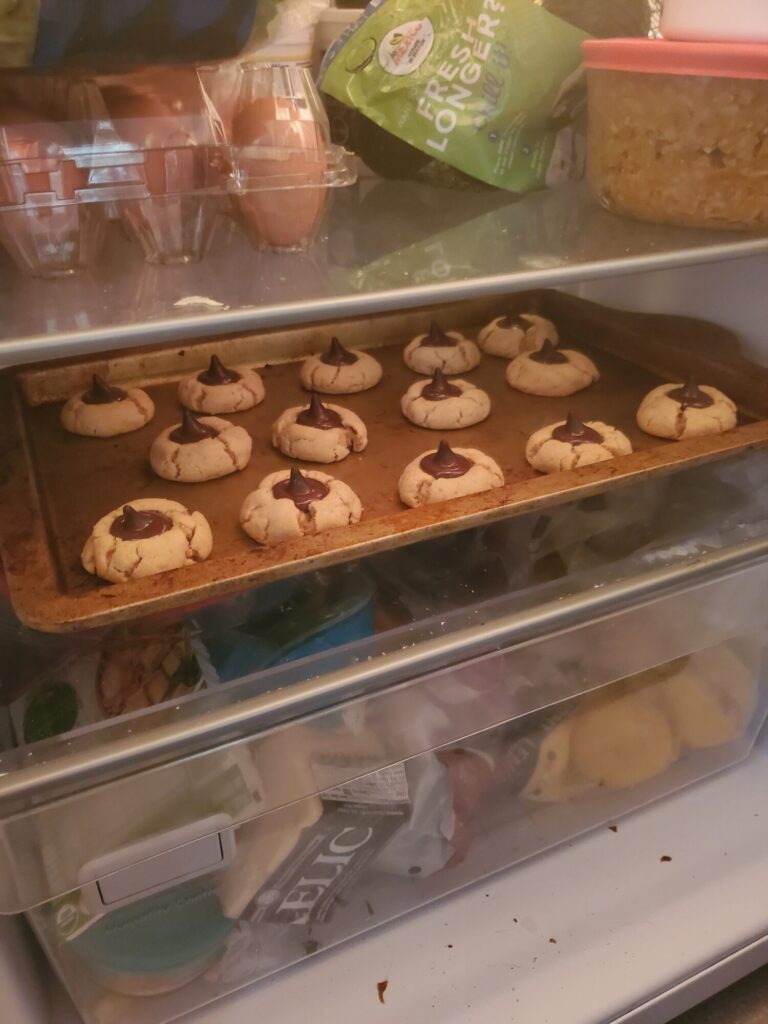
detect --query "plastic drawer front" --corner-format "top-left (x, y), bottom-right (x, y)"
top-left (17, 559), bottom-right (768, 1024)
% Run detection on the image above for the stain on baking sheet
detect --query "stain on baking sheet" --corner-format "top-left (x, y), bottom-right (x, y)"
top-left (608, 824), bottom-right (618, 832)
top-left (660, 855), bottom-right (672, 862)
top-left (377, 979), bottom-right (388, 1004)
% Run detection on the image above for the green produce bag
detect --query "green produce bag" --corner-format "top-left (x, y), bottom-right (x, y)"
top-left (321, 0), bottom-right (590, 193)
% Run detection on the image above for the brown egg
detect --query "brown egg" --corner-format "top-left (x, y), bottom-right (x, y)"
top-left (231, 97), bottom-right (328, 250)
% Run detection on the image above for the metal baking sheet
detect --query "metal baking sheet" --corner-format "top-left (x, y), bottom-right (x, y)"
top-left (3, 290), bottom-right (768, 632)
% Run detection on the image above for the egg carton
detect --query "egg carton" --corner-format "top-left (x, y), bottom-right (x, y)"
top-left (0, 63), bottom-right (356, 276)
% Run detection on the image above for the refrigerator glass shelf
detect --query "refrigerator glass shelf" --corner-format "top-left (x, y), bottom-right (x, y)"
top-left (1, 181), bottom-right (766, 366)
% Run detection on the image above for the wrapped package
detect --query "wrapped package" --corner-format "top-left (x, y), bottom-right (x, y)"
top-left (0, 0), bottom-right (329, 68)
top-left (321, 0), bottom-right (590, 193)
top-left (10, 621), bottom-right (214, 745)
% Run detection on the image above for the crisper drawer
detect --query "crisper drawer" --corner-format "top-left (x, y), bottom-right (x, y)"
top-left (14, 555), bottom-right (768, 1024)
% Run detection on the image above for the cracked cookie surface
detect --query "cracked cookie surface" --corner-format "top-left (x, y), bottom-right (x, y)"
top-left (61, 380), bottom-right (155, 438)
top-left (506, 347), bottom-right (599, 397)
top-left (150, 414), bottom-right (252, 483)
top-left (178, 358), bottom-right (265, 414)
top-left (526, 415), bottom-right (633, 474)
top-left (403, 327), bottom-right (481, 376)
top-left (478, 313), bottom-right (558, 359)
top-left (82, 498), bottom-right (213, 583)
top-left (398, 445), bottom-right (504, 508)
top-left (401, 373), bottom-right (490, 430)
top-left (300, 340), bottom-right (383, 395)
top-left (637, 382), bottom-right (737, 440)
top-left (272, 398), bottom-right (367, 463)
top-left (240, 469), bottom-right (362, 546)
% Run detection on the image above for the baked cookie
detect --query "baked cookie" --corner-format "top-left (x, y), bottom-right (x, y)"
top-left (272, 393), bottom-right (367, 463)
top-left (82, 499), bottom-right (213, 583)
top-left (636, 375), bottom-right (737, 440)
top-left (149, 409), bottom-right (251, 483)
top-left (660, 646), bottom-right (758, 749)
top-left (506, 339), bottom-right (599, 397)
top-left (178, 355), bottom-right (265, 414)
top-left (526, 413), bottom-right (633, 474)
top-left (570, 691), bottom-right (678, 790)
top-left (240, 467), bottom-right (362, 546)
top-left (478, 312), bottom-right (558, 359)
top-left (398, 440), bottom-right (504, 508)
top-left (403, 321), bottom-right (481, 376)
top-left (61, 374), bottom-right (155, 438)
top-left (401, 368), bottom-right (491, 430)
top-left (522, 719), bottom-right (593, 803)
top-left (300, 337), bottom-right (383, 395)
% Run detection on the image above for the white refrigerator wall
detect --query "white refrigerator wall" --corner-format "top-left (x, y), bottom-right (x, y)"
top-left (576, 255), bottom-right (768, 363)
top-left (2, 252), bottom-right (766, 1024)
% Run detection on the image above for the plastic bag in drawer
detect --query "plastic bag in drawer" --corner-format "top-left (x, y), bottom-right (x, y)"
top-left (9, 621), bottom-right (215, 746)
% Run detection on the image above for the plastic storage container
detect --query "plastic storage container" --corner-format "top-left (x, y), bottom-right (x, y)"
top-left (661, 0), bottom-right (768, 44)
top-left (583, 38), bottom-right (768, 230)
top-left (26, 593), bottom-right (768, 1023)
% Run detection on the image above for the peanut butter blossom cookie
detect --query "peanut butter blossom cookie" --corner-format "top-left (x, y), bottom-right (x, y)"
top-left (82, 499), bottom-right (213, 583)
top-left (478, 311), bottom-right (558, 359)
top-left (398, 440), bottom-right (504, 508)
top-left (272, 392), bottom-right (367, 463)
top-left (526, 412), bottom-right (633, 474)
top-left (61, 374), bottom-right (155, 437)
top-left (401, 368), bottom-right (491, 429)
top-left (403, 321), bottom-right (481, 376)
top-left (240, 467), bottom-right (362, 546)
top-left (178, 355), bottom-right (265, 414)
top-left (506, 339), bottom-right (599, 397)
top-left (300, 337), bottom-right (383, 394)
top-left (150, 409), bottom-right (252, 483)
top-left (636, 374), bottom-right (737, 440)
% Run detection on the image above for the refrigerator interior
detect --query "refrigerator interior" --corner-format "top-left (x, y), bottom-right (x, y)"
top-left (0, 56), bottom-right (765, 1015)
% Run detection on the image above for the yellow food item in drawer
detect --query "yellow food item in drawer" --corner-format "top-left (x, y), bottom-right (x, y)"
top-left (661, 646), bottom-right (759, 749)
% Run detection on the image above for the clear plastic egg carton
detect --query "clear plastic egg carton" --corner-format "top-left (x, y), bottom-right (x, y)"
top-left (0, 63), bottom-right (356, 277)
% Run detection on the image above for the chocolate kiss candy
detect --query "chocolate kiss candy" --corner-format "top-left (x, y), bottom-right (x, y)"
top-left (321, 337), bottom-right (358, 367)
top-left (498, 312), bottom-right (531, 332)
top-left (197, 355), bottom-right (241, 386)
top-left (529, 339), bottom-right (567, 365)
top-left (272, 467), bottom-right (330, 510)
top-left (420, 440), bottom-right (473, 479)
top-left (421, 368), bottom-right (462, 401)
top-left (552, 412), bottom-right (604, 446)
top-left (420, 321), bottom-right (457, 348)
top-left (82, 374), bottom-right (127, 405)
top-left (667, 373), bottom-right (714, 410)
top-left (296, 393), bottom-right (344, 430)
top-left (110, 505), bottom-right (171, 541)
top-left (169, 409), bottom-right (219, 445)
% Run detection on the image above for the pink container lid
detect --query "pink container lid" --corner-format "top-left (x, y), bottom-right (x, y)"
top-left (582, 38), bottom-right (768, 81)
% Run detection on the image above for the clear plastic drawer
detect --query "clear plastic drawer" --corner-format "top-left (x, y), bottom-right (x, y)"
top-left (21, 559), bottom-right (768, 1023)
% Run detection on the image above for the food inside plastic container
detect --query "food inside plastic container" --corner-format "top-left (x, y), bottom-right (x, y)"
top-left (583, 39), bottom-right (768, 230)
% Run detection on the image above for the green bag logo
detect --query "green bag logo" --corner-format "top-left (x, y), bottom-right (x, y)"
top-left (378, 18), bottom-right (435, 76)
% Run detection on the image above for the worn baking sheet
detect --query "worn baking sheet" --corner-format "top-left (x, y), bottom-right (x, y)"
top-left (3, 290), bottom-right (768, 632)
